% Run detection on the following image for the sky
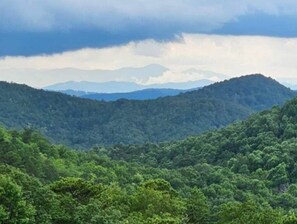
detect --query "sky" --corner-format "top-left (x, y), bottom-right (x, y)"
top-left (0, 0), bottom-right (297, 87)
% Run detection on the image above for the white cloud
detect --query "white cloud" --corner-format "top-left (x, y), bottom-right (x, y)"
top-left (0, 34), bottom-right (297, 87)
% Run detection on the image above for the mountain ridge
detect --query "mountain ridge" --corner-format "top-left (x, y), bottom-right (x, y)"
top-left (0, 74), bottom-right (295, 148)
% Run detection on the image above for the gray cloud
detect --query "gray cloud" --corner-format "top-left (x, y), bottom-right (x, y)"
top-left (1, 1), bottom-right (297, 56)
top-left (1, 0), bottom-right (297, 32)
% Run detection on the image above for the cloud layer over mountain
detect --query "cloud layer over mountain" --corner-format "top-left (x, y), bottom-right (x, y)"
top-left (1, 0), bottom-right (297, 55)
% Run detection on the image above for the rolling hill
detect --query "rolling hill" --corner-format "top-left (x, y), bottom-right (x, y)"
top-left (0, 74), bottom-right (295, 148)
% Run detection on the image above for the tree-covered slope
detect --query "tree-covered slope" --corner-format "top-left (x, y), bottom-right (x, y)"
top-left (182, 74), bottom-right (295, 111)
top-left (3, 96), bottom-right (297, 222)
top-left (105, 96), bottom-right (297, 206)
top-left (100, 95), bottom-right (297, 221)
top-left (0, 74), bottom-right (295, 148)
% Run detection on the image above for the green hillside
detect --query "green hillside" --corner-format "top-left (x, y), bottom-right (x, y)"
top-left (2, 94), bottom-right (297, 222)
top-left (0, 74), bottom-right (295, 148)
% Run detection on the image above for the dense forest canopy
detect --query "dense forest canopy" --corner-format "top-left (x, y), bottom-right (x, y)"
top-left (0, 74), bottom-right (295, 148)
top-left (2, 94), bottom-right (297, 222)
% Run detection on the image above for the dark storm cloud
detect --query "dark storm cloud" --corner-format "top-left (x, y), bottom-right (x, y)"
top-left (1, 0), bottom-right (297, 56)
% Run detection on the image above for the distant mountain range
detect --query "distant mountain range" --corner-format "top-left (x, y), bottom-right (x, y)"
top-left (45, 80), bottom-right (214, 93)
top-left (80, 88), bottom-right (190, 101)
top-left (0, 74), bottom-right (295, 148)
top-left (1, 63), bottom-right (228, 90)
top-left (0, 64), bottom-right (169, 87)
top-left (45, 79), bottom-right (213, 101)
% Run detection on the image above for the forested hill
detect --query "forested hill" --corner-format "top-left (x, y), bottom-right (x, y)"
top-left (180, 74), bottom-right (294, 111)
top-left (0, 74), bottom-right (295, 148)
top-left (3, 94), bottom-right (297, 222)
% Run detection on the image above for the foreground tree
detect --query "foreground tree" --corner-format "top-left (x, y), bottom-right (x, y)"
top-left (0, 175), bottom-right (35, 224)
